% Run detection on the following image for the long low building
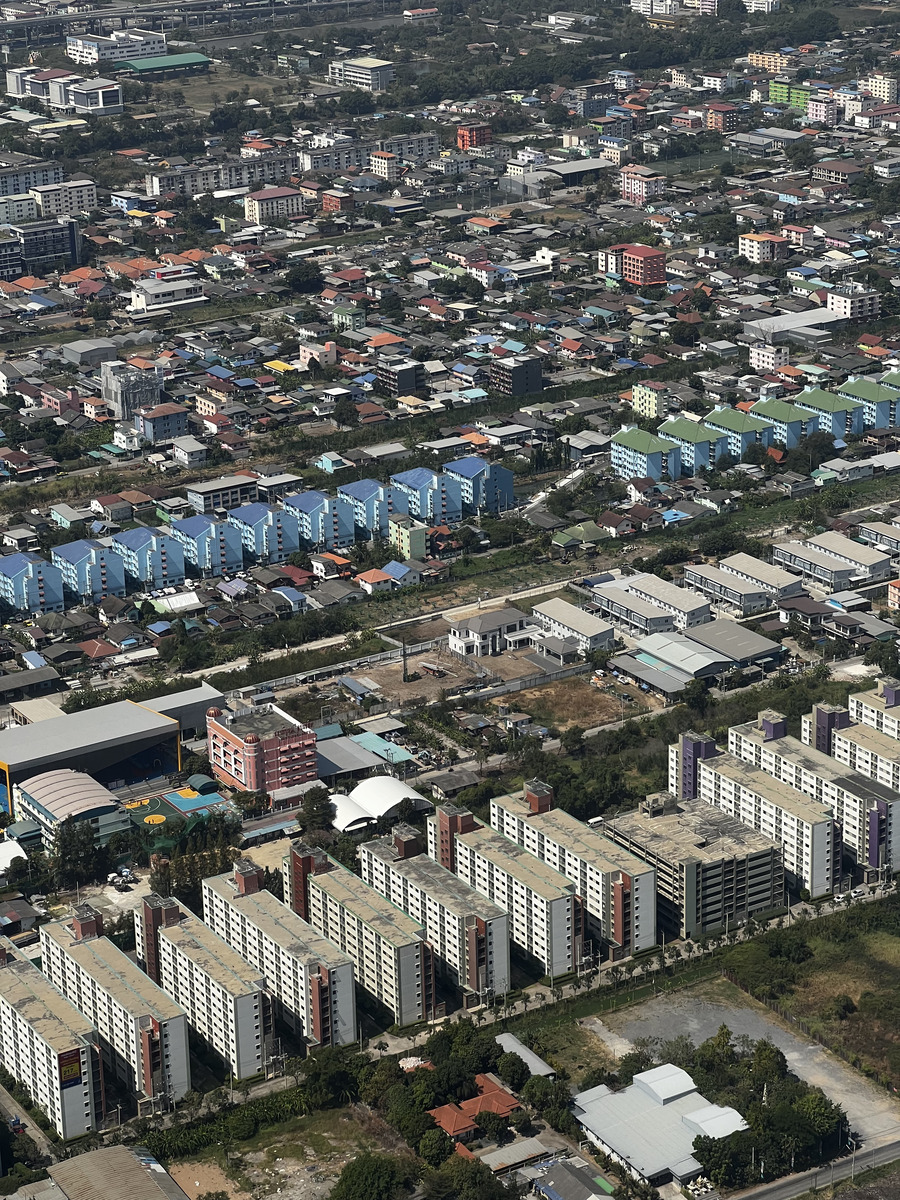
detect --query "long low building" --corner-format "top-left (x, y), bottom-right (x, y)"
top-left (0, 937), bottom-right (102, 1139)
top-left (681, 563), bottom-right (773, 616)
top-left (729, 710), bottom-right (900, 876)
top-left (40, 906), bottom-right (190, 1104)
top-left (358, 826), bottom-right (510, 1001)
top-left (202, 860), bottom-right (357, 1048)
top-left (854, 519), bottom-right (900, 556)
top-left (134, 895), bottom-right (273, 1081)
top-left (284, 842), bottom-right (434, 1026)
top-left (489, 782), bottom-right (657, 957)
top-left (14, 769), bottom-right (131, 848)
top-left (592, 582), bottom-right (675, 637)
top-left (427, 805), bottom-right (577, 978)
top-left (531, 597), bottom-right (614, 656)
top-left (669, 731), bottom-right (839, 897)
top-left (719, 552), bottom-right (805, 602)
top-left (626, 574), bottom-right (712, 629)
top-left (773, 533), bottom-right (891, 589)
top-left (598, 794), bottom-right (784, 938)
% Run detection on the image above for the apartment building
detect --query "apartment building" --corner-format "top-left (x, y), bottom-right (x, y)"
top-left (490, 782), bottom-right (656, 956)
top-left (729, 711), bottom-right (900, 877)
top-left (0, 937), bottom-right (102, 1139)
top-left (773, 532), bottom-right (891, 589)
top-left (244, 187), bottom-right (305, 223)
top-left (426, 805), bottom-right (578, 978)
top-left (630, 380), bottom-right (669, 420)
top-left (206, 704), bottom-right (316, 793)
top-left (327, 56), bottom-right (395, 92)
top-left (202, 862), bottom-right (356, 1047)
top-left (51, 538), bottom-right (126, 603)
top-left (377, 132), bottom-right (439, 159)
top-left (669, 732), bottom-right (838, 897)
top-left (369, 150), bottom-right (401, 182)
top-left (0, 217), bottom-right (83, 281)
top-left (861, 72), bottom-right (899, 104)
top-left (40, 907), bottom-right (190, 1104)
top-left (0, 156), bottom-right (64, 197)
top-left (802, 702), bottom-right (900, 797)
top-left (284, 843), bottom-right (434, 1026)
top-left (457, 122), bottom-right (492, 150)
top-left (531, 597), bottom-right (614, 655)
top-left (489, 355), bottom-right (542, 397)
top-left (599, 793), bottom-right (784, 938)
top-left (144, 152), bottom-right (300, 197)
top-left (134, 895), bottom-right (272, 1081)
top-left (109, 527), bottom-right (185, 589)
top-left (719, 552), bottom-right (804, 602)
top-left (358, 826), bottom-right (510, 1001)
top-left (0, 193), bottom-right (36, 223)
top-left (30, 179), bottom-right (97, 217)
top-left (592, 582), bottom-right (674, 637)
top-left (129, 278), bottom-right (205, 314)
top-left (849, 676), bottom-right (900, 740)
top-left (747, 50), bottom-right (792, 71)
top-left (597, 243), bottom-right (666, 286)
top-left (626, 574), bottom-right (712, 629)
top-left (825, 285), bottom-right (881, 321)
top-left (682, 563), bottom-right (773, 616)
top-left (738, 232), bottom-right (790, 263)
top-left (186, 474), bottom-right (258, 515)
top-left (609, 425), bottom-right (681, 481)
top-left (618, 165), bottom-right (666, 205)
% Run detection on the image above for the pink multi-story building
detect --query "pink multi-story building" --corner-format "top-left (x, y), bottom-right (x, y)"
top-left (206, 704), bottom-right (317, 795)
top-left (619, 164), bottom-right (666, 204)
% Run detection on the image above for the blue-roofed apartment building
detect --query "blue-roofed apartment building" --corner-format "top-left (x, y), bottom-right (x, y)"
top-left (443, 456), bottom-right (515, 514)
top-left (0, 552), bottom-right (64, 613)
top-left (227, 503), bottom-right (300, 564)
top-left (51, 539), bottom-right (127, 602)
top-left (283, 490), bottom-right (355, 550)
top-left (337, 479), bottom-right (408, 539)
top-left (748, 398), bottom-right (819, 448)
top-left (390, 468), bottom-right (462, 524)
top-left (110, 527), bottom-right (185, 588)
top-left (171, 515), bottom-right (244, 577)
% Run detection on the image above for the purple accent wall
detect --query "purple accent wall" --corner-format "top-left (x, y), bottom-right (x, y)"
top-left (883, 685), bottom-right (900, 708)
top-left (762, 716), bottom-right (787, 741)
top-left (814, 706), bottom-right (852, 754)
top-left (680, 733), bottom-right (718, 799)
top-left (869, 809), bottom-right (881, 868)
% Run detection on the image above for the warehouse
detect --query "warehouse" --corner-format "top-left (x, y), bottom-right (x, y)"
top-left (14, 769), bottom-right (131, 848)
top-left (0, 700), bottom-right (180, 810)
top-left (116, 52), bottom-right (211, 79)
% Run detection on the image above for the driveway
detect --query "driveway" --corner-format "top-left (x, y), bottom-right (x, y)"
top-left (603, 993), bottom-right (900, 1146)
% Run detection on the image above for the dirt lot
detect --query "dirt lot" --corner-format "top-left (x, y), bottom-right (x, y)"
top-left (601, 977), bottom-right (900, 1146)
top-left (506, 676), bottom-right (655, 731)
top-left (346, 645), bottom-right (541, 707)
top-left (169, 1161), bottom-right (248, 1200)
top-left (392, 616), bottom-right (450, 645)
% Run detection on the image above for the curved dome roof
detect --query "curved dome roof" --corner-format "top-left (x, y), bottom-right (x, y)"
top-left (347, 776), bottom-right (426, 819)
top-left (18, 769), bottom-right (119, 822)
top-left (330, 793), bottom-right (377, 834)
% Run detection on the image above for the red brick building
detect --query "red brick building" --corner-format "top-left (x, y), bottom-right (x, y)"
top-left (457, 122), bottom-right (492, 151)
top-left (598, 243), bottom-right (667, 287)
top-left (705, 102), bottom-right (738, 132)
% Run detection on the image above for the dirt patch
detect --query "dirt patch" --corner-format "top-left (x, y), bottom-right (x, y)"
top-left (503, 677), bottom-right (648, 731)
top-left (169, 1161), bottom-right (249, 1200)
top-left (346, 645), bottom-right (540, 706)
top-left (391, 616), bottom-right (450, 645)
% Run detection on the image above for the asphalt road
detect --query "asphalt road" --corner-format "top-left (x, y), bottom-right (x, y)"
top-left (733, 1141), bottom-right (900, 1200)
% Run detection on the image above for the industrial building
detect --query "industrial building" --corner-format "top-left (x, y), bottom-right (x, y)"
top-left (0, 936), bottom-right (102, 1139)
top-left (358, 825), bottom-right (511, 1002)
top-left (598, 794), bottom-right (784, 938)
top-left (13, 769), bottom-right (130, 848)
top-left (285, 843), bottom-right (435, 1026)
top-left (489, 782), bottom-right (657, 956)
top-left (40, 906), bottom-right (191, 1104)
top-left (134, 895), bottom-right (273, 1081)
top-left (202, 861), bottom-right (357, 1047)
top-left (426, 805), bottom-right (578, 978)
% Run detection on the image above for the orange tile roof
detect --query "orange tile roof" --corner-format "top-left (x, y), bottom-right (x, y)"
top-left (366, 332), bottom-right (406, 348)
top-left (428, 1105), bottom-right (477, 1138)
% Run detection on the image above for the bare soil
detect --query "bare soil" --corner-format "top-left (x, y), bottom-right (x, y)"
top-left (504, 677), bottom-right (656, 731)
top-left (169, 1161), bottom-right (248, 1200)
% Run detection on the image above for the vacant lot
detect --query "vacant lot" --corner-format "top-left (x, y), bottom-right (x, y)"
top-left (601, 977), bottom-right (900, 1145)
top-left (505, 676), bottom-right (651, 731)
top-left (349, 644), bottom-right (541, 706)
top-left (169, 1160), bottom-right (248, 1200)
top-left (175, 65), bottom-right (286, 113)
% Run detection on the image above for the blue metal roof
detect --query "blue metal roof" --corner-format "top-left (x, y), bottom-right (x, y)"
top-left (0, 553), bottom-right (35, 577)
top-left (381, 560), bottom-right (409, 579)
top-left (393, 467), bottom-right (437, 488)
top-left (173, 514), bottom-right (215, 537)
top-left (21, 651), bottom-right (45, 668)
top-left (228, 502), bottom-right (272, 524)
top-left (205, 365), bottom-right (235, 379)
top-left (114, 527), bottom-right (155, 550)
top-left (52, 539), bottom-right (94, 564)
top-left (444, 456), bottom-right (484, 479)
top-left (284, 490), bottom-right (328, 514)
top-left (339, 479), bottom-right (382, 502)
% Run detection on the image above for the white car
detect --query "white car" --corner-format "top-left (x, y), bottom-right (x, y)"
top-left (851, 887), bottom-right (868, 898)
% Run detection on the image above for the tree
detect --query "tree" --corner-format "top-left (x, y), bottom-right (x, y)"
top-left (49, 818), bottom-right (108, 889)
top-left (418, 1128), bottom-right (454, 1167)
top-left (497, 1051), bottom-right (530, 1092)
top-left (300, 785), bottom-right (335, 833)
top-left (334, 397), bottom-right (358, 428)
top-left (475, 1110), bottom-right (509, 1144)
top-left (329, 1153), bottom-right (409, 1200)
top-left (285, 260), bottom-right (323, 294)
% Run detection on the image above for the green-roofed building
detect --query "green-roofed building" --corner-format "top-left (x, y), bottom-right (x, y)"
top-left (703, 406), bottom-right (774, 458)
top-left (610, 425), bottom-right (681, 481)
top-left (793, 386), bottom-right (864, 437)
top-left (658, 416), bottom-right (729, 473)
top-left (116, 52), bottom-right (210, 77)
top-left (749, 397), bottom-right (820, 448)
top-left (835, 377), bottom-right (898, 430)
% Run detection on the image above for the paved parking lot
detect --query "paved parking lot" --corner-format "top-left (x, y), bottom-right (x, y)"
top-left (603, 990), bottom-right (900, 1146)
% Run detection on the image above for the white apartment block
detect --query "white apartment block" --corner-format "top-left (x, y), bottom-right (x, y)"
top-left (626, 573), bottom-right (712, 629)
top-left (849, 677), bottom-right (900, 741)
top-left (358, 826), bottom-right (511, 999)
top-left (369, 151), bottom-right (401, 182)
top-left (201, 862), bottom-right (356, 1047)
top-left (129, 278), bottom-right (206, 314)
top-left (748, 343), bottom-right (790, 372)
top-left (531, 597), bottom-right (614, 656)
top-left (0, 192), bottom-right (36, 223)
top-left (427, 805), bottom-right (577, 978)
top-left (681, 564), bottom-right (772, 616)
top-left (30, 179), bottom-right (97, 217)
top-left (719, 552), bottom-right (805, 602)
top-left (729, 712), bottom-right (900, 877)
top-left (39, 907), bottom-right (190, 1104)
top-left (861, 72), bottom-right (899, 104)
top-left (134, 895), bottom-right (272, 1081)
top-left (825, 286), bottom-right (880, 320)
top-left (489, 783), bottom-right (657, 956)
top-left (327, 57), bottom-right (395, 92)
top-left (773, 532), bottom-right (891, 589)
top-left (66, 29), bottom-right (167, 64)
top-left (377, 133), bottom-right (439, 159)
top-left (592, 583), bottom-right (675, 637)
top-left (0, 937), bottom-right (101, 1140)
top-left (669, 735), bottom-right (837, 898)
top-left (802, 703), bottom-right (900, 794)
top-left (244, 187), bottom-right (305, 223)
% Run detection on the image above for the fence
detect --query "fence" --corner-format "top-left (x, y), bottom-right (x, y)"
top-left (448, 660), bottom-right (592, 702)
top-left (720, 969), bottom-right (896, 1093)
